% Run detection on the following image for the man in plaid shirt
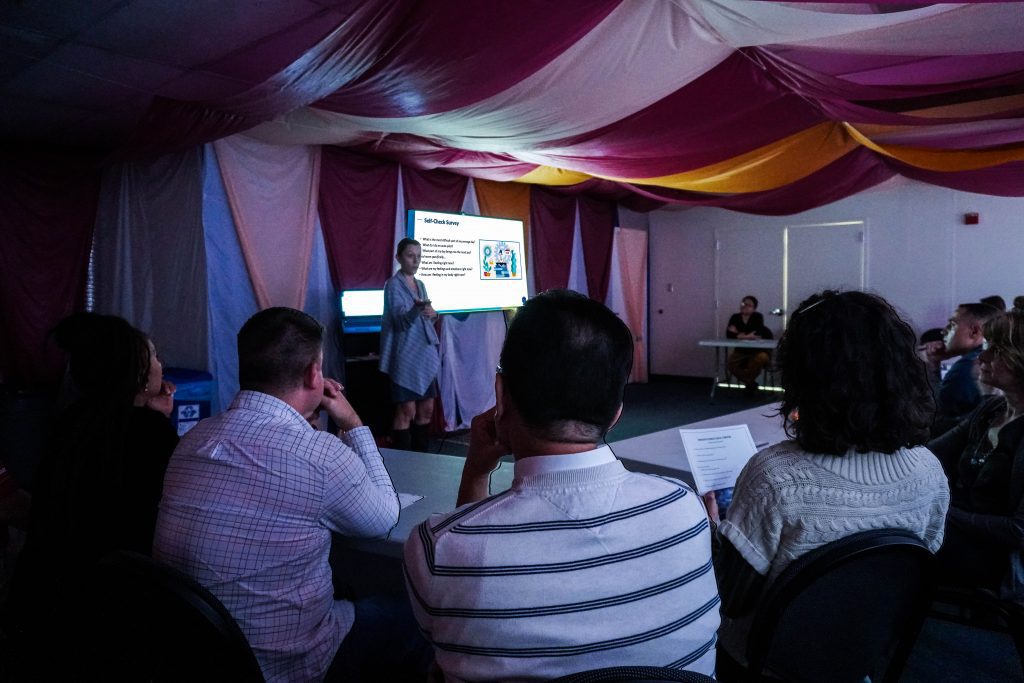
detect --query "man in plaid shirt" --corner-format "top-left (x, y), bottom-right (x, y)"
top-left (154, 307), bottom-right (430, 681)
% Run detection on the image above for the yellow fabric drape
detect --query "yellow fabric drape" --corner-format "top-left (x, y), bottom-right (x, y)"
top-left (517, 123), bottom-right (857, 194)
top-left (517, 116), bottom-right (1024, 194)
top-left (843, 122), bottom-right (1024, 172)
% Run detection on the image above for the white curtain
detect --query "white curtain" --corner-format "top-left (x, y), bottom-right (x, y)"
top-left (92, 147), bottom-right (208, 371)
top-left (437, 180), bottom-right (508, 430)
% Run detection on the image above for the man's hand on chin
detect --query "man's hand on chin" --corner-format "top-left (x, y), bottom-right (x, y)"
top-left (319, 378), bottom-right (363, 432)
top-left (457, 407), bottom-right (509, 505)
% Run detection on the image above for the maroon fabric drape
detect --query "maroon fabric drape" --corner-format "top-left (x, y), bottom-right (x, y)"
top-left (529, 187), bottom-right (577, 293)
top-left (577, 196), bottom-right (617, 302)
top-left (0, 155), bottom-right (101, 386)
top-left (401, 167), bottom-right (469, 214)
top-left (318, 148), bottom-right (398, 290)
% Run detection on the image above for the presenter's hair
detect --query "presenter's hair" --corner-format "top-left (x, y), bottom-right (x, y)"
top-left (982, 312), bottom-right (1024, 387)
top-left (500, 289), bottom-right (633, 442)
top-left (396, 238), bottom-right (421, 256)
top-left (238, 307), bottom-right (324, 393)
top-left (777, 290), bottom-right (933, 455)
top-left (743, 295), bottom-right (758, 308)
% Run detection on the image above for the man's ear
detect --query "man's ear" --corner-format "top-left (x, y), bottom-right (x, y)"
top-left (494, 373), bottom-right (506, 420)
top-left (608, 404), bottom-right (624, 432)
top-left (303, 357), bottom-right (322, 390)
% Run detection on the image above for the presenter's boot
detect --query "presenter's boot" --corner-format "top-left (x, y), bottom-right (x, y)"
top-left (411, 422), bottom-right (430, 453)
top-left (392, 428), bottom-right (412, 451)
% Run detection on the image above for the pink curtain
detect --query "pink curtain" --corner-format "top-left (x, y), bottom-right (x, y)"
top-left (577, 196), bottom-right (616, 302)
top-left (213, 136), bottom-right (320, 309)
top-left (318, 147), bottom-right (399, 289)
top-left (402, 167), bottom-right (469, 213)
top-left (616, 228), bottom-right (648, 384)
top-left (0, 155), bottom-right (100, 386)
top-left (529, 187), bottom-right (576, 293)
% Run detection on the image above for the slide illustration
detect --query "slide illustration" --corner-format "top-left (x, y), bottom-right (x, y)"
top-left (480, 240), bottom-right (521, 280)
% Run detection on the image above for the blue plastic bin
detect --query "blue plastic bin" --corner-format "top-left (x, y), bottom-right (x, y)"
top-left (163, 367), bottom-right (215, 436)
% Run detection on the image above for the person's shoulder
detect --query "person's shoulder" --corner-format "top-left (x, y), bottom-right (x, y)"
top-left (737, 441), bottom-right (808, 487)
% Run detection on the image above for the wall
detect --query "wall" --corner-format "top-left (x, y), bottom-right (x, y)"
top-left (649, 178), bottom-right (1024, 377)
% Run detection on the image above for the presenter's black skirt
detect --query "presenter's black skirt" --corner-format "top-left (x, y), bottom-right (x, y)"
top-left (391, 380), bottom-right (438, 403)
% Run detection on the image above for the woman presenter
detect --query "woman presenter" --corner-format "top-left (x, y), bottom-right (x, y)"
top-left (380, 238), bottom-right (440, 451)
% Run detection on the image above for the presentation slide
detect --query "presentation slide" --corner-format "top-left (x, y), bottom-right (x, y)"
top-left (408, 209), bottom-right (529, 314)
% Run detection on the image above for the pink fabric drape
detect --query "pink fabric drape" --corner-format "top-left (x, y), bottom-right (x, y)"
top-left (529, 187), bottom-right (576, 293)
top-left (318, 147), bottom-right (399, 290)
top-left (577, 196), bottom-right (616, 303)
top-left (0, 155), bottom-right (100, 386)
top-left (615, 227), bottom-right (648, 384)
top-left (401, 167), bottom-right (469, 214)
top-left (213, 136), bottom-right (320, 309)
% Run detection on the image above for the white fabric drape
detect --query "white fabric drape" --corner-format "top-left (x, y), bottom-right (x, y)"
top-left (203, 144), bottom-right (341, 412)
top-left (93, 147), bottom-right (208, 371)
top-left (212, 135), bottom-right (320, 310)
top-left (248, 1), bottom-right (732, 148)
top-left (567, 205), bottom-right (589, 296)
top-left (437, 180), bottom-right (508, 430)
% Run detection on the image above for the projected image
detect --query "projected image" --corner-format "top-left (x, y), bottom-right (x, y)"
top-left (480, 240), bottom-right (521, 280)
top-left (409, 209), bottom-right (529, 313)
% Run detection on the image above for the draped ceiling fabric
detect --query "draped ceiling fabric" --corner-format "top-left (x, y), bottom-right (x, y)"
top-left (149, 0), bottom-right (1024, 215)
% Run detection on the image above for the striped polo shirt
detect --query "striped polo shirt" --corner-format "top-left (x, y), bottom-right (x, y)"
top-left (403, 447), bottom-right (720, 682)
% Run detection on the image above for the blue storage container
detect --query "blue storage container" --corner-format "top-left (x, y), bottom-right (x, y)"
top-left (163, 367), bottom-right (215, 436)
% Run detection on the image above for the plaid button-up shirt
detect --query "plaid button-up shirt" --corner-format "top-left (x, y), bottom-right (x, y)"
top-left (154, 391), bottom-right (399, 682)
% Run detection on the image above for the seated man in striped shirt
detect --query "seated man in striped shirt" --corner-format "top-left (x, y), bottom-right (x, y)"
top-left (404, 290), bottom-right (720, 681)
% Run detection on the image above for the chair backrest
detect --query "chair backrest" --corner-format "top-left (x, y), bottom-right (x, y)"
top-left (549, 665), bottom-right (716, 682)
top-left (745, 528), bottom-right (933, 683)
top-left (74, 549), bottom-right (264, 682)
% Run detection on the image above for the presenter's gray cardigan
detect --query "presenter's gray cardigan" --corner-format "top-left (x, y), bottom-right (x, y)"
top-left (379, 272), bottom-right (440, 394)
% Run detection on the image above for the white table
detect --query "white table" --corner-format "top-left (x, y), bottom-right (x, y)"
top-left (697, 338), bottom-right (779, 400)
top-left (609, 402), bottom-right (788, 481)
top-left (332, 407), bottom-right (789, 593)
top-left (338, 449), bottom-right (515, 559)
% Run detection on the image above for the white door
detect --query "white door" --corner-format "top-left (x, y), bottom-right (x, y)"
top-left (715, 226), bottom-right (785, 338)
top-left (784, 221), bottom-right (866, 325)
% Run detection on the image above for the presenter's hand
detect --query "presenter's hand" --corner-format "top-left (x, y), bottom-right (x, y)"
top-left (422, 303), bottom-right (438, 319)
top-left (320, 377), bottom-right (363, 432)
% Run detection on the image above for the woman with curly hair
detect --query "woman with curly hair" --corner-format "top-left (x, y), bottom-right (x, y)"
top-left (708, 290), bottom-right (950, 669)
top-left (930, 311), bottom-right (1024, 601)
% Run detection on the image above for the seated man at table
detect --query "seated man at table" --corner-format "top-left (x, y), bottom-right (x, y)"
top-left (726, 295), bottom-right (773, 396)
top-left (404, 290), bottom-right (720, 681)
top-left (154, 307), bottom-right (429, 682)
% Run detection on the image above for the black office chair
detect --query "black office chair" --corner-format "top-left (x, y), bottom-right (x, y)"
top-left (720, 528), bottom-right (934, 683)
top-left (550, 665), bottom-right (715, 682)
top-left (71, 549), bottom-right (264, 682)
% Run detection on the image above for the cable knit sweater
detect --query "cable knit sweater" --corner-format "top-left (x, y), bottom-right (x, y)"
top-left (716, 439), bottom-right (950, 664)
top-left (720, 440), bottom-right (950, 580)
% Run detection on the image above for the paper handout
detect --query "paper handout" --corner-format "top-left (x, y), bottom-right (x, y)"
top-left (678, 425), bottom-right (759, 494)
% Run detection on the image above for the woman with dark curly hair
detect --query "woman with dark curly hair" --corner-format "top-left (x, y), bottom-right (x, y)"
top-left (929, 311), bottom-right (1024, 601)
top-left (7, 313), bottom-right (179, 645)
top-left (708, 290), bottom-right (950, 669)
